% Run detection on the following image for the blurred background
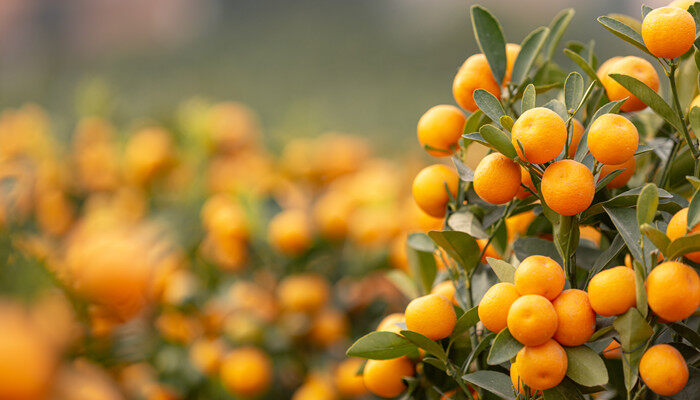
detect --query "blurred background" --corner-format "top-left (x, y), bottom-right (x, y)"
top-left (0, 0), bottom-right (671, 153)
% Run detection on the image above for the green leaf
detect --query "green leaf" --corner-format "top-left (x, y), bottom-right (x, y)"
top-left (667, 233), bottom-right (700, 260)
top-left (473, 89), bottom-right (506, 125)
top-left (521, 84), bottom-right (536, 114)
top-left (463, 332), bottom-right (495, 375)
top-left (462, 371), bottom-right (516, 400)
top-left (462, 132), bottom-right (489, 147)
top-left (486, 257), bottom-right (516, 283)
top-left (595, 168), bottom-right (624, 192)
top-left (632, 260), bottom-right (648, 317)
top-left (597, 15), bottom-right (654, 57)
top-left (640, 223), bottom-right (671, 258)
top-left (565, 346), bottom-right (609, 387)
top-left (479, 124), bottom-right (517, 159)
top-left (428, 230), bottom-right (480, 273)
top-left (564, 48), bottom-right (600, 83)
top-left (463, 110), bottom-right (486, 136)
top-left (511, 26), bottom-right (550, 86)
top-left (668, 322), bottom-right (700, 349)
top-left (407, 233), bottom-right (438, 294)
top-left (636, 183), bottom-right (659, 226)
top-left (452, 306), bottom-right (480, 337)
top-left (589, 325), bottom-right (615, 343)
top-left (613, 308), bottom-right (653, 391)
top-left (500, 115), bottom-right (514, 131)
top-left (587, 235), bottom-right (625, 284)
top-left (544, 9), bottom-right (575, 62)
top-left (582, 186), bottom-right (674, 220)
top-left (346, 331), bottom-right (417, 360)
top-left (688, 175), bottom-right (700, 190)
top-left (471, 5), bottom-right (507, 85)
top-left (448, 212), bottom-right (488, 239)
top-left (634, 143), bottom-right (654, 155)
top-left (400, 330), bottom-right (448, 362)
top-left (690, 107), bottom-right (700, 142)
top-left (386, 270), bottom-right (420, 300)
top-left (421, 356), bottom-right (446, 372)
top-left (574, 99), bottom-right (626, 162)
top-left (452, 156), bottom-right (475, 182)
top-left (641, 5), bottom-right (653, 19)
top-left (603, 206), bottom-right (649, 265)
top-left (688, 188), bottom-right (700, 229)
top-left (543, 99), bottom-right (568, 120)
top-left (564, 72), bottom-right (584, 112)
top-left (487, 328), bottom-right (523, 365)
top-left (609, 73), bottom-right (684, 133)
top-left (543, 379), bottom-right (586, 400)
top-left (513, 237), bottom-right (562, 265)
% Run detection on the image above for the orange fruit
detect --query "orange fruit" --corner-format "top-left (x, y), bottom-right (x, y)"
top-left (600, 56), bottom-right (659, 112)
top-left (473, 153), bottom-right (521, 204)
top-left (514, 255), bottom-right (565, 300)
top-left (267, 209), bottom-right (313, 256)
top-left (478, 282), bottom-right (520, 333)
top-left (639, 344), bottom-right (689, 396)
top-left (511, 107), bottom-right (567, 164)
top-left (552, 289), bottom-right (596, 346)
top-left (507, 295), bottom-right (558, 346)
top-left (602, 339), bottom-right (622, 359)
top-left (541, 160), bottom-right (595, 216)
top-left (596, 57), bottom-right (622, 81)
top-left (363, 358), bottom-right (414, 398)
top-left (405, 294), bottom-right (457, 340)
top-left (220, 347), bottom-right (272, 397)
top-left (503, 43), bottom-right (521, 85)
top-left (515, 339), bottom-right (568, 391)
top-left (642, 6), bottom-right (696, 59)
top-left (310, 308), bottom-right (349, 348)
top-left (580, 226), bottom-right (602, 247)
top-left (506, 210), bottom-right (536, 239)
top-left (292, 373), bottom-right (336, 400)
top-left (411, 164), bottom-right (459, 218)
top-left (417, 105), bottom-right (466, 157)
top-left (453, 54), bottom-right (501, 112)
top-left (477, 238), bottom-right (500, 263)
top-left (666, 208), bottom-right (700, 262)
top-left (515, 166), bottom-right (537, 199)
top-left (567, 119), bottom-right (585, 158)
top-left (189, 338), bottom-right (225, 376)
top-left (377, 313), bottom-right (405, 334)
top-left (587, 114), bottom-right (639, 165)
top-left (670, 0), bottom-right (695, 10)
top-left (277, 274), bottom-right (330, 313)
top-left (334, 359), bottom-right (367, 398)
top-left (431, 280), bottom-right (457, 305)
top-left (645, 261), bottom-right (700, 322)
top-left (600, 157), bottom-right (636, 189)
top-left (587, 266), bottom-right (637, 316)
top-left (510, 359), bottom-right (541, 395)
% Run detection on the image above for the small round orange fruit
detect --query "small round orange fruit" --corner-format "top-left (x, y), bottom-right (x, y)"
top-left (405, 294), bottom-right (457, 340)
top-left (587, 266), bottom-right (636, 317)
top-left (417, 105), bottom-right (466, 157)
top-left (411, 165), bottom-right (459, 218)
top-left (334, 359), bottom-right (367, 398)
top-left (666, 208), bottom-right (700, 263)
top-left (453, 54), bottom-right (501, 112)
top-left (277, 274), bottom-right (330, 313)
top-left (511, 107), bottom-right (567, 164)
top-left (514, 255), bottom-right (565, 301)
top-left (515, 166), bottom-right (537, 199)
top-left (541, 160), bottom-right (595, 216)
top-left (600, 56), bottom-right (659, 112)
top-left (507, 294), bottom-right (558, 346)
top-left (431, 281), bottom-right (457, 305)
top-left (600, 157), bottom-right (636, 189)
top-left (645, 261), bottom-right (700, 322)
top-left (587, 114), bottom-right (639, 165)
top-left (515, 339), bottom-right (568, 391)
top-left (478, 282), bottom-right (520, 333)
top-left (552, 289), bottom-right (596, 346)
top-left (363, 358), bottom-right (414, 398)
top-left (220, 347), bottom-right (272, 397)
top-left (267, 209), bottom-right (313, 256)
top-left (473, 153), bottom-right (521, 204)
top-left (642, 6), bottom-right (696, 59)
top-left (377, 313), bottom-right (405, 334)
top-left (639, 344), bottom-right (689, 396)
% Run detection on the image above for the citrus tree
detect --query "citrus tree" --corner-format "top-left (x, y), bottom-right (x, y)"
top-left (348, 3), bottom-right (700, 399)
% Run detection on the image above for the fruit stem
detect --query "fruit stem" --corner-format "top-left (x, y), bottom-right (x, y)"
top-left (668, 62), bottom-right (700, 168)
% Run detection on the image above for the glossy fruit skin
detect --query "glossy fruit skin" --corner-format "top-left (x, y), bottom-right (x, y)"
top-left (587, 266), bottom-right (637, 317)
top-left (552, 289), bottom-right (596, 346)
top-left (600, 157), bottom-right (636, 189)
top-left (666, 208), bottom-right (700, 262)
top-left (220, 347), bottom-right (272, 397)
top-left (411, 165), bottom-right (459, 218)
top-left (473, 153), bottom-right (521, 204)
top-left (417, 105), bottom-right (466, 157)
top-left (405, 294), bottom-right (457, 340)
top-left (642, 6), bottom-right (696, 59)
top-left (377, 313), bottom-right (405, 334)
top-left (639, 344), bottom-right (689, 396)
top-left (541, 160), bottom-right (595, 216)
top-left (511, 107), bottom-right (567, 164)
top-left (503, 43), bottom-right (521, 85)
top-left (587, 114), bottom-right (639, 165)
top-left (599, 56), bottom-right (659, 112)
top-left (514, 255), bottom-right (565, 301)
top-left (478, 282), bottom-right (520, 333)
top-left (515, 339), bottom-right (568, 391)
top-left (507, 294), bottom-right (558, 346)
top-left (363, 358), bottom-right (414, 398)
top-left (645, 261), bottom-right (700, 322)
top-left (334, 358), bottom-right (368, 398)
top-left (431, 280), bottom-right (457, 305)
top-left (453, 54), bottom-right (501, 112)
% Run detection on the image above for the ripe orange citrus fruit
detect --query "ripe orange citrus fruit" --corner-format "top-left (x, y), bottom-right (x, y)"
top-left (377, 313), bottom-right (405, 334)
top-left (514, 255), bottom-right (565, 300)
top-left (666, 207), bottom-right (700, 263)
top-left (417, 105), bottom-right (466, 157)
top-left (552, 289), bottom-right (596, 346)
top-left (405, 293), bottom-right (457, 340)
top-left (277, 274), bottom-right (330, 313)
top-left (431, 280), bottom-right (457, 305)
top-left (334, 359), bottom-right (368, 398)
top-left (645, 261), bottom-right (700, 322)
top-left (220, 347), bottom-right (272, 397)
top-left (473, 152), bottom-right (521, 204)
top-left (363, 358), bottom-right (414, 398)
top-left (507, 294), bottom-right (558, 346)
top-left (453, 54), bottom-right (501, 112)
top-left (639, 344), bottom-right (689, 396)
top-left (515, 339), bottom-right (568, 391)
top-left (411, 164), bottom-right (459, 218)
top-left (587, 114), bottom-right (638, 165)
top-left (511, 107), bottom-right (567, 164)
top-left (267, 209), bottom-right (313, 256)
top-left (600, 157), bottom-right (636, 189)
top-left (541, 160), bottom-right (594, 216)
top-left (478, 282), bottom-right (520, 333)
top-left (599, 56), bottom-right (659, 112)
top-left (587, 266), bottom-right (636, 317)
top-left (642, 6), bottom-right (696, 59)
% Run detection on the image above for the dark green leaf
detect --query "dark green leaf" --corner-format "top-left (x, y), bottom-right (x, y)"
top-left (462, 371), bottom-right (516, 400)
top-left (587, 235), bottom-right (625, 286)
top-left (609, 73), bottom-right (684, 133)
top-left (471, 5), bottom-right (507, 85)
top-left (668, 322), bottom-right (700, 349)
top-left (452, 306), bottom-right (480, 337)
top-left (582, 186), bottom-right (674, 220)
top-left (603, 206), bottom-right (650, 265)
top-left (688, 188), bottom-right (700, 228)
top-left (407, 233), bottom-right (438, 294)
top-left (595, 168), bottom-right (624, 192)
top-left (486, 257), bottom-right (516, 283)
top-left (448, 212), bottom-right (488, 239)
top-left (640, 223), bottom-right (670, 258)
top-left (463, 332), bottom-right (495, 373)
top-left (346, 331), bottom-right (417, 360)
top-left (463, 110), bottom-right (486, 136)
top-left (564, 346), bottom-right (609, 387)
top-left (543, 378), bottom-right (586, 400)
top-left (597, 15), bottom-right (654, 57)
top-left (479, 124), bottom-right (517, 159)
top-left (428, 230), bottom-right (480, 273)
top-left (513, 237), bottom-right (562, 265)
top-left (400, 330), bottom-right (447, 362)
top-left (487, 328), bottom-right (523, 365)
top-left (667, 233), bottom-right (700, 260)
top-left (632, 260), bottom-right (647, 317)
top-left (564, 48), bottom-right (600, 83)
top-left (511, 26), bottom-right (550, 85)
top-left (421, 356), bottom-right (446, 371)
top-left (636, 183), bottom-right (659, 226)
top-left (613, 308), bottom-right (653, 391)
top-left (473, 89), bottom-right (506, 125)
top-left (589, 325), bottom-right (615, 343)
top-left (521, 84), bottom-right (536, 114)
top-left (634, 143), bottom-right (654, 155)
top-left (564, 72), bottom-right (584, 112)
top-left (544, 9), bottom-right (575, 62)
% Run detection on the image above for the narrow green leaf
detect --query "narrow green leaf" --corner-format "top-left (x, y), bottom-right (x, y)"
top-left (609, 73), bottom-right (684, 133)
top-left (634, 143), bottom-right (654, 155)
top-left (407, 233), bottom-right (438, 294)
top-left (428, 230), bottom-right (480, 272)
top-left (690, 108), bottom-right (700, 146)
top-left (636, 183), bottom-right (659, 226)
top-left (462, 371), bottom-right (516, 400)
top-left (640, 223), bottom-right (671, 258)
top-left (486, 257), bottom-right (516, 283)
top-left (543, 99), bottom-right (568, 119)
top-left (668, 322), bottom-right (700, 349)
top-left (463, 332), bottom-right (495, 372)
top-left (479, 124), bottom-right (517, 159)
top-left (688, 175), bottom-right (700, 190)
top-left (564, 72), bottom-right (584, 112)
top-left (544, 9), bottom-right (575, 61)
top-left (613, 308), bottom-right (653, 391)
top-left (603, 206), bottom-right (649, 264)
top-left (452, 156), bottom-right (475, 182)
top-left (564, 48), bottom-right (600, 83)
top-left (487, 328), bottom-right (523, 365)
top-left (587, 235), bottom-right (625, 286)
top-left (688, 188), bottom-right (700, 229)
top-left (471, 5), bottom-right (507, 85)
top-left (452, 306), bottom-right (480, 337)
top-left (521, 84), bottom-right (536, 114)
top-left (346, 331), bottom-right (417, 360)
top-left (595, 169), bottom-right (624, 192)
top-left (589, 325), bottom-right (615, 343)
top-left (463, 110), bottom-right (486, 136)
top-left (597, 16), bottom-right (654, 57)
top-left (582, 186), bottom-right (674, 220)
top-left (386, 270), bottom-right (420, 300)
top-left (421, 356), bottom-right (446, 372)
top-left (448, 212), bottom-right (488, 239)
top-left (667, 233), bottom-right (700, 260)
top-left (564, 346), bottom-right (609, 387)
top-left (400, 330), bottom-right (448, 362)
top-left (500, 115), bottom-right (514, 131)
top-left (511, 26), bottom-right (550, 85)
top-left (462, 132), bottom-right (489, 147)
top-left (473, 89), bottom-right (506, 124)
top-left (632, 260), bottom-right (648, 317)
top-left (641, 5), bottom-right (653, 19)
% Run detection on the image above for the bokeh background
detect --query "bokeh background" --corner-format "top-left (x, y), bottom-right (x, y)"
top-left (0, 0), bottom-right (672, 153)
